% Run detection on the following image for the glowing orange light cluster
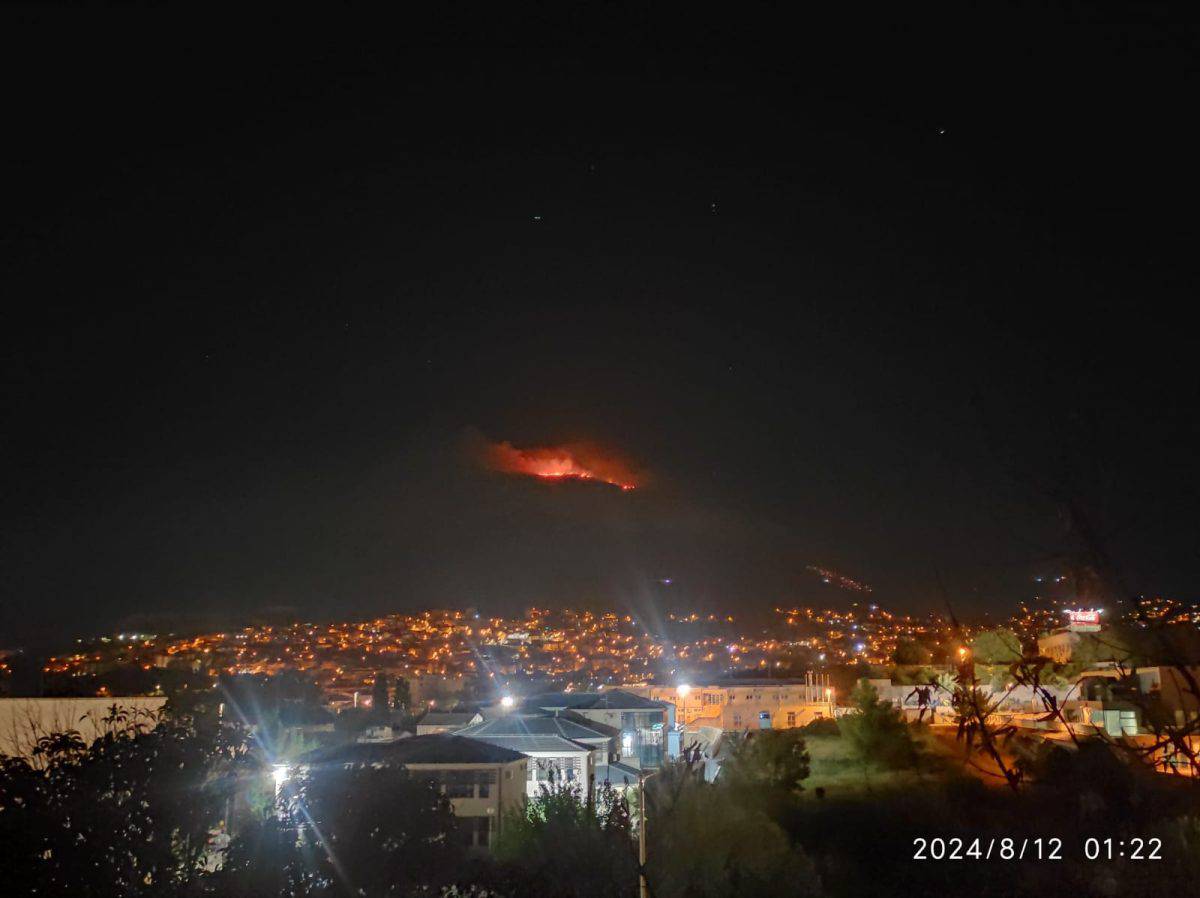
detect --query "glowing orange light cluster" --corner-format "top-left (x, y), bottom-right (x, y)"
top-left (485, 440), bottom-right (639, 490)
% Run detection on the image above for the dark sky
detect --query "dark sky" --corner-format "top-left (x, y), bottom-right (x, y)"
top-left (4, 16), bottom-right (1198, 649)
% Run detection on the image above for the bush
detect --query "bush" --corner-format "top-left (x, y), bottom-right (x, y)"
top-left (838, 682), bottom-right (920, 771)
top-left (800, 716), bottom-right (841, 736)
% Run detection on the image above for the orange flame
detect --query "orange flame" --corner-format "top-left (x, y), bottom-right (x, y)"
top-left (484, 441), bottom-right (640, 491)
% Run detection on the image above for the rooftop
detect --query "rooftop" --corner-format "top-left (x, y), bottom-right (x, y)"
top-left (298, 733), bottom-right (526, 767)
top-left (418, 711), bottom-right (481, 727)
top-left (524, 689), bottom-right (668, 711)
top-left (459, 733), bottom-right (598, 755)
top-left (596, 760), bottom-right (641, 787)
top-left (457, 713), bottom-right (613, 742)
top-left (700, 679), bottom-right (818, 688)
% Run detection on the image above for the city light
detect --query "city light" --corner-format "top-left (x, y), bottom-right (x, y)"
top-left (500, 695), bottom-right (515, 708)
top-left (677, 684), bottom-right (692, 698)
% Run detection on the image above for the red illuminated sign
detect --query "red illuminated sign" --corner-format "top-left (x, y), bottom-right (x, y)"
top-left (1065, 609), bottom-right (1102, 632)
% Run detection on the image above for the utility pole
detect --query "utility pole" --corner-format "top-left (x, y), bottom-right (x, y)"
top-left (638, 770), bottom-right (649, 898)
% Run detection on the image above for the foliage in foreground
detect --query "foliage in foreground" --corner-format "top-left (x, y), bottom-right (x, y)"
top-left (486, 782), bottom-right (636, 898)
top-left (6, 697), bottom-right (1200, 898)
top-left (0, 704), bottom-right (250, 897)
top-left (216, 764), bottom-right (463, 897)
top-left (646, 761), bottom-right (822, 898)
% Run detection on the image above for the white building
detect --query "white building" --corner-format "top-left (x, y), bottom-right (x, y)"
top-left (455, 714), bottom-right (611, 801)
top-left (625, 680), bottom-right (833, 732)
top-left (1037, 629), bottom-right (1081, 663)
top-left (521, 690), bottom-right (671, 767)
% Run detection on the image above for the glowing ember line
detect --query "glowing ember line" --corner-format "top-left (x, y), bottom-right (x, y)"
top-left (484, 441), bottom-right (640, 491)
top-left (806, 565), bottom-right (873, 593)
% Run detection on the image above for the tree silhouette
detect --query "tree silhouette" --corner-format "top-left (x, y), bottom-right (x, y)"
top-left (392, 676), bottom-right (411, 712)
top-left (0, 704), bottom-right (251, 896)
top-left (370, 671), bottom-right (390, 715)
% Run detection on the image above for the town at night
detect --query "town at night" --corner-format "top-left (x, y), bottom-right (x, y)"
top-left (3, 11), bottom-right (1199, 898)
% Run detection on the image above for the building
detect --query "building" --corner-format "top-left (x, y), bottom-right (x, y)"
top-left (455, 713), bottom-right (611, 800)
top-left (522, 690), bottom-right (671, 767)
top-left (1066, 665), bottom-right (1200, 735)
top-left (625, 680), bottom-right (833, 732)
top-left (416, 710), bottom-right (484, 735)
top-left (1037, 629), bottom-right (1081, 663)
top-left (297, 734), bottom-right (527, 850)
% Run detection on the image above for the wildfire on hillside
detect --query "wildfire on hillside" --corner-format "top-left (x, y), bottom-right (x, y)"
top-left (483, 440), bottom-right (640, 491)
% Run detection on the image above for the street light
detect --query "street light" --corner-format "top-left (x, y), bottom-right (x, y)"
top-left (676, 684), bottom-right (692, 699)
top-left (272, 764), bottom-right (290, 799)
top-left (500, 695), bottom-right (515, 709)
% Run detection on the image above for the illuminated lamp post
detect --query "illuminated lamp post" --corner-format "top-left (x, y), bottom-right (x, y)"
top-left (956, 645), bottom-right (974, 682)
top-left (272, 763), bottom-right (291, 821)
top-left (637, 767), bottom-right (662, 898)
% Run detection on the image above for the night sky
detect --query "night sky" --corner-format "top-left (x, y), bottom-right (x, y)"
top-left (4, 18), bottom-right (1198, 650)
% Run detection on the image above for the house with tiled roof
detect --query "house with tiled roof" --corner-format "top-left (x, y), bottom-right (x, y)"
top-left (455, 713), bottom-right (617, 800)
top-left (522, 689), bottom-right (672, 768)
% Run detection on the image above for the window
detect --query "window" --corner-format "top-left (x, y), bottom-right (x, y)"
top-left (442, 772), bottom-right (475, 798)
top-left (437, 769), bottom-right (497, 799)
top-left (456, 816), bottom-right (492, 848)
top-left (787, 712), bottom-right (796, 727)
top-left (733, 714), bottom-right (742, 728)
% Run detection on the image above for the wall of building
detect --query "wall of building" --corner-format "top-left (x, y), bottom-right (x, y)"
top-left (626, 684), bottom-right (831, 731)
top-left (405, 758), bottom-right (527, 849)
top-left (1037, 630), bottom-right (1081, 663)
top-left (521, 749), bottom-right (595, 800)
top-left (571, 707), bottom-right (666, 768)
